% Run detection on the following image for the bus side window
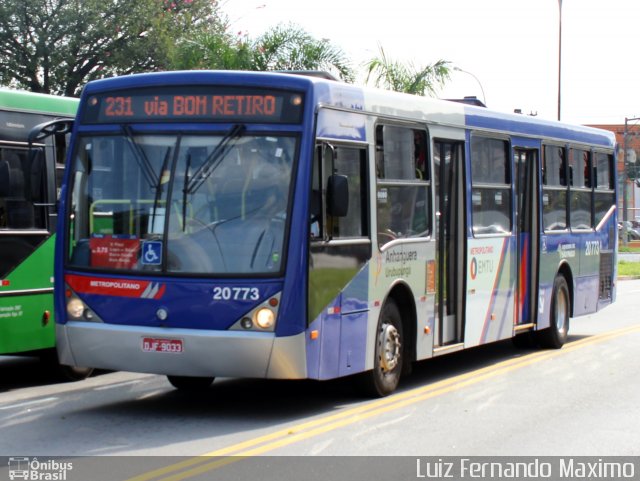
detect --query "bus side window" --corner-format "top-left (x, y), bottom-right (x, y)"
top-left (542, 145), bottom-right (568, 231)
top-left (0, 149), bottom-right (47, 230)
top-left (470, 137), bottom-right (511, 235)
top-left (594, 152), bottom-right (614, 227)
top-left (375, 125), bottom-right (431, 247)
top-left (569, 148), bottom-right (592, 230)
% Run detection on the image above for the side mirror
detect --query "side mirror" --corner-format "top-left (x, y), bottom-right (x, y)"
top-left (28, 118), bottom-right (74, 145)
top-left (327, 174), bottom-right (349, 217)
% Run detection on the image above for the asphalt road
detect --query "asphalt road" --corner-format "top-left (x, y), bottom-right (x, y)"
top-left (0, 280), bottom-right (639, 481)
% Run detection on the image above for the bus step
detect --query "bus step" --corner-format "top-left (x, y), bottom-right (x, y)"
top-left (513, 323), bottom-right (536, 333)
top-left (433, 343), bottom-right (465, 357)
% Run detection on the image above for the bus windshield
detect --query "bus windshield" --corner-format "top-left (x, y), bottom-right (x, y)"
top-left (67, 129), bottom-right (296, 276)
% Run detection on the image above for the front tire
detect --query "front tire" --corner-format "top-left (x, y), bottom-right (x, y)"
top-left (167, 375), bottom-right (214, 391)
top-left (57, 365), bottom-right (94, 382)
top-left (358, 299), bottom-right (403, 397)
top-left (40, 350), bottom-right (93, 381)
top-left (537, 275), bottom-right (570, 349)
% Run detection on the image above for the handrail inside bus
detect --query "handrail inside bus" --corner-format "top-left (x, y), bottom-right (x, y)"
top-left (89, 199), bottom-right (196, 235)
top-left (595, 204), bottom-right (616, 232)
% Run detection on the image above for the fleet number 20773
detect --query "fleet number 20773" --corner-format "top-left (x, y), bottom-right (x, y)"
top-left (213, 287), bottom-right (260, 301)
top-left (585, 240), bottom-right (601, 256)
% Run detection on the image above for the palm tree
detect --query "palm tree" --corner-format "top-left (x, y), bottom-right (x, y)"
top-left (253, 24), bottom-right (354, 82)
top-left (169, 22), bottom-right (355, 83)
top-left (365, 46), bottom-right (451, 96)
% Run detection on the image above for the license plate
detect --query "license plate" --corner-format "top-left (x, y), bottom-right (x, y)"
top-left (142, 337), bottom-right (183, 353)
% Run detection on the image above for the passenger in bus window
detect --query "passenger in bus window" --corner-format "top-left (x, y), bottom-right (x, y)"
top-left (583, 151), bottom-right (592, 188)
top-left (557, 148), bottom-right (567, 185)
top-left (490, 144), bottom-right (506, 183)
top-left (414, 131), bottom-right (427, 180)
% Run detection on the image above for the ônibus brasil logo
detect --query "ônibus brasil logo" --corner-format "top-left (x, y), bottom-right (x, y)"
top-left (8, 457), bottom-right (73, 481)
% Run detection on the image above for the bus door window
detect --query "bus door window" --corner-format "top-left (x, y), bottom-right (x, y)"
top-left (308, 142), bottom-right (370, 323)
top-left (54, 129), bottom-right (72, 200)
top-left (0, 147), bottom-right (47, 230)
top-left (514, 147), bottom-right (540, 325)
top-left (310, 146), bottom-right (323, 239)
top-left (375, 125), bottom-right (431, 248)
top-left (312, 143), bottom-right (369, 241)
top-left (542, 145), bottom-right (568, 232)
top-left (434, 139), bottom-right (465, 345)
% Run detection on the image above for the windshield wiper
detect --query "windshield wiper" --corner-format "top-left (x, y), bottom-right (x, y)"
top-left (185, 124), bottom-right (245, 195)
top-left (122, 125), bottom-right (158, 188)
top-left (149, 146), bottom-right (174, 234)
top-left (182, 152), bottom-right (191, 232)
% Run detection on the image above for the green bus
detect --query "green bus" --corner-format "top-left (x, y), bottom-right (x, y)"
top-left (0, 88), bottom-right (91, 380)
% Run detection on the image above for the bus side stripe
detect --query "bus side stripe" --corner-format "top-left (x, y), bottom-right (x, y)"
top-left (480, 238), bottom-right (509, 343)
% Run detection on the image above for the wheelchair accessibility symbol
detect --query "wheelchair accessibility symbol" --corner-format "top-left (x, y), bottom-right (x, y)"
top-left (141, 241), bottom-right (163, 265)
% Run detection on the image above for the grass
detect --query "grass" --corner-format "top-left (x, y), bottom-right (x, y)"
top-left (618, 241), bottom-right (640, 277)
top-left (618, 260), bottom-right (640, 277)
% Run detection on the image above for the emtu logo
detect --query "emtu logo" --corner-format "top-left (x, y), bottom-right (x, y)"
top-left (470, 257), bottom-right (478, 280)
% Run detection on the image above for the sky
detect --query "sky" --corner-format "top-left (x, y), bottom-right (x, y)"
top-left (222, 0), bottom-right (640, 126)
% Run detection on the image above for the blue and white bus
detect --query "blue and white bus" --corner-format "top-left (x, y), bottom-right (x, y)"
top-left (51, 71), bottom-right (617, 396)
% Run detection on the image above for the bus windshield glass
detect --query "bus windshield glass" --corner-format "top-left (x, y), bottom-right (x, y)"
top-left (67, 130), bottom-right (296, 276)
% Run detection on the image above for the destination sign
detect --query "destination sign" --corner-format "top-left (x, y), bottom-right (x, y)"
top-left (82, 87), bottom-right (304, 124)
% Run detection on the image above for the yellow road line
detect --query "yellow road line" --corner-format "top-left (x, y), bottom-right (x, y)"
top-left (125, 324), bottom-right (640, 481)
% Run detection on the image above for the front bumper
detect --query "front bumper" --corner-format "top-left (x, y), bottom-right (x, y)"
top-left (56, 321), bottom-right (307, 379)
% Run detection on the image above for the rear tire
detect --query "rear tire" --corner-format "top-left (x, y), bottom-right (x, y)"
top-left (167, 375), bottom-right (214, 391)
top-left (358, 299), bottom-right (403, 397)
top-left (537, 275), bottom-right (570, 349)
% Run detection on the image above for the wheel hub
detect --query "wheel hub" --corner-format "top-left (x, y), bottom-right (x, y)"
top-left (379, 323), bottom-right (401, 372)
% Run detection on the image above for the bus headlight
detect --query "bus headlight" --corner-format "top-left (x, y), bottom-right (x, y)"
top-left (228, 293), bottom-right (281, 332)
top-left (66, 298), bottom-right (85, 319)
top-left (254, 308), bottom-right (275, 329)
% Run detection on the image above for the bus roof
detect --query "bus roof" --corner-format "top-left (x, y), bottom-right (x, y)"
top-left (78, 70), bottom-right (615, 148)
top-left (0, 88), bottom-right (78, 116)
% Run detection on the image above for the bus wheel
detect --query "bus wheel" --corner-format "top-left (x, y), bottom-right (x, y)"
top-left (40, 350), bottom-right (93, 381)
top-left (57, 365), bottom-right (94, 382)
top-left (167, 375), bottom-right (214, 391)
top-left (359, 299), bottom-right (403, 397)
top-left (537, 275), bottom-right (570, 349)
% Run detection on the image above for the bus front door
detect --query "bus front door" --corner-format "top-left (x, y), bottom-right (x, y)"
top-left (514, 147), bottom-right (540, 327)
top-left (434, 140), bottom-right (465, 348)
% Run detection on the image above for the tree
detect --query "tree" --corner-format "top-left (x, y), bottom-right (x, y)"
top-left (365, 46), bottom-right (451, 96)
top-left (0, 0), bottom-right (220, 96)
top-left (169, 23), bottom-right (355, 83)
top-left (168, 30), bottom-right (254, 71)
top-left (253, 24), bottom-right (354, 82)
